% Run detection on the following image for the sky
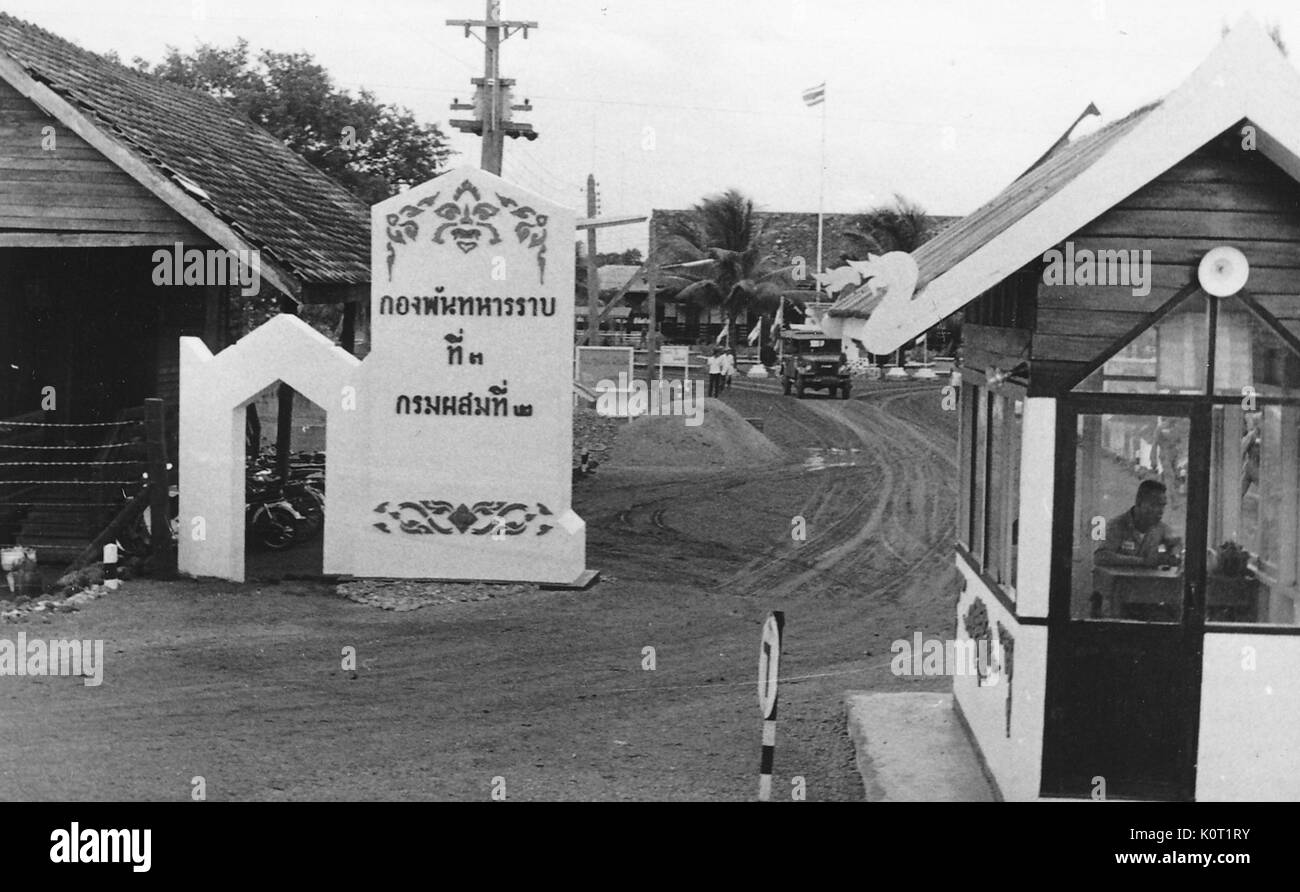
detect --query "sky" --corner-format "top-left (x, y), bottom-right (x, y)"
top-left (5, 0), bottom-right (1300, 256)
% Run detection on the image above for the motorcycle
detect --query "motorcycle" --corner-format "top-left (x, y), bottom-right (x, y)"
top-left (245, 451), bottom-right (326, 549)
top-left (246, 465), bottom-right (307, 551)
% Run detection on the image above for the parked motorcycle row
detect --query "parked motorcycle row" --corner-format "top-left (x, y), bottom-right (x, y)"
top-left (115, 451), bottom-right (326, 556)
top-left (246, 451), bottom-right (326, 551)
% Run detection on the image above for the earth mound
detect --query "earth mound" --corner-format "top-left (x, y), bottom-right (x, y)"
top-left (607, 397), bottom-right (787, 470)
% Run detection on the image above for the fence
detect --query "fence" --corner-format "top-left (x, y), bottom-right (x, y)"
top-left (0, 398), bottom-right (174, 576)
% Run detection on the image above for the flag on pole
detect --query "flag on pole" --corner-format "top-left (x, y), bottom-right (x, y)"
top-left (802, 82), bottom-right (826, 107)
top-left (748, 324), bottom-right (762, 346)
top-left (715, 326), bottom-right (728, 345)
top-left (771, 298), bottom-right (785, 339)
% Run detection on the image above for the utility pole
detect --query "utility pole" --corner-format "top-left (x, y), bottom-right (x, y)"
top-left (645, 224), bottom-right (658, 386)
top-left (585, 174), bottom-right (601, 345)
top-left (447, 1), bottom-right (538, 174)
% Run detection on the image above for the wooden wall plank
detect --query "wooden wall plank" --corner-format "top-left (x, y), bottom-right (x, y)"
top-left (1036, 308), bottom-right (1147, 339)
top-left (1033, 334), bottom-right (1116, 359)
top-left (1118, 179), bottom-right (1300, 212)
top-left (1033, 148), bottom-right (1300, 366)
top-left (1077, 237), bottom-right (1300, 268)
top-left (0, 231), bottom-right (208, 247)
top-left (1078, 209), bottom-right (1300, 241)
top-left (0, 77), bottom-right (200, 236)
top-left (1037, 284), bottom-right (1181, 313)
top-left (0, 215), bottom-right (199, 234)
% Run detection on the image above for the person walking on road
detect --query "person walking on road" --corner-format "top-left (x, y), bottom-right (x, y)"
top-left (707, 347), bottom-right (725, 397)
top-left (721, 347), bottom-right (737, 391)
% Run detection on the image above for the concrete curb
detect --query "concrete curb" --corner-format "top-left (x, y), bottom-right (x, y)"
top-left (845, 691), bottom-right (995, 802)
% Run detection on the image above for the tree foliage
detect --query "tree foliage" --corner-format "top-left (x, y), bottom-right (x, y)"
top-left (841, 193), bottom-right (936, 260)
top-left (134, 39), bottom-right (453, 205)
top-left (663, 189), bottom-right (794, 343)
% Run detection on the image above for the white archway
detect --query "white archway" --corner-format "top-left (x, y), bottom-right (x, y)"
top-left (178, 314), bottom-right (359, 582)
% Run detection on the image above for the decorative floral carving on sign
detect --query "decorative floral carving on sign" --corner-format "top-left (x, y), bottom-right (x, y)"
top-left (385, 191), bottom-right (441, 281)
top-left (383, 179), bottom-right (550, 284)
top-left (372, 499), bottom-right (554, 536)
top-left (496, 192), bottom-right (549, 284)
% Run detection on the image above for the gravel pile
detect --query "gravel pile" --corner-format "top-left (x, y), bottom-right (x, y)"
top-left (337, 578), bottom-right (537, 611)
top-left (573, 407), bottom-right (625, 465)
top-left (606, 397), bottom-right (787, 470)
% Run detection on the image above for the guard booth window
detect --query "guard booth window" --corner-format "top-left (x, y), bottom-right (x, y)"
top-left (1071, 292), bottom-right (1300, 626)
top-left (958, 382), bottom-right (1022, 600)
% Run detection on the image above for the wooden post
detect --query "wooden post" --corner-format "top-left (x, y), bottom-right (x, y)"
top-left (586, 174), bottom-right (601, 346)
top-left (276, 383), bottom-right (294, 485)
top-left (143, 398), bottom-right (175, 575)
top-left (64, 488), bottom-right (150, 579)
top-left (645, 222), bottom-right (659, 387)
top-left (276, 298), bottom-right (297, 484)
top-left (203, 284), bottom-right (222, 352)
top-left (63, 486), bottom-right (150, 577)
top-left (342, 301), bottom-right (357, 354)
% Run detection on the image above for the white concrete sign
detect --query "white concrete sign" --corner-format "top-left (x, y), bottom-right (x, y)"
top-left (356, 167), bottom-right (584, 582)
top-left (179, 166), bottom-right (586, 584)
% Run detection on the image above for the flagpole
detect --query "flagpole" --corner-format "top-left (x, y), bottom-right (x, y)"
top-left (816, 87), bottom-right (827, 303)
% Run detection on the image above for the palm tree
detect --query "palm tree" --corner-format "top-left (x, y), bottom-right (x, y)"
top-left (841, 193), bottom-right (935, 260)
top-left (841, 194), bottom-right (952, 359)
top-left (663, 189), bottom-right (794, 346)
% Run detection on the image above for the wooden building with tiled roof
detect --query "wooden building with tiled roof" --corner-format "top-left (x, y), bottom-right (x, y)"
top-left (0, 12), bottom-right (370, 424)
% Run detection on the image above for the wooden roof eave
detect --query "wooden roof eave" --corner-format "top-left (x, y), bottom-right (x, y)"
top-left (0, 46), bottom-right (305, 303)
top-left (851, 14), bottom-right (1300, 356)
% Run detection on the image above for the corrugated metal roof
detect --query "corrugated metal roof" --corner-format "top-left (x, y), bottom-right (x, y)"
top-left (830, 101), bottom-right (1160, 318)
top-left (0, 12), bottom-right (370, 287)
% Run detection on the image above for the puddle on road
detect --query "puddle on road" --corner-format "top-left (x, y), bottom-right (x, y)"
top-left (802, 447), bottom-right (862, 472)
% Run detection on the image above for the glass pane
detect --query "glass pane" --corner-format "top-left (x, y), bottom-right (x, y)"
top-left (983, 393), bottom-right (1022, 597)
top-left (1076, 295), bottom-right (1208, 394)
top-left (1072, 413), bottom-right (1188, 621)
top-left (1006, 398), bottom-right (1022, 595)
top-left (1213, 299), bottom-right (1300, 397)
top-left (957, 383), bottom-right (973, 546)
top-left (1209, 405), bottom-right (1300, 625)
top-left (986, 395), bottom-right (1006, 570)
top-left (972, 387), bottom-right (987, 562)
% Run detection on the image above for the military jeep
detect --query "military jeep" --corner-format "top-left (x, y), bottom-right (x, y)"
top-left (779, 331), bottom-right (851, 399)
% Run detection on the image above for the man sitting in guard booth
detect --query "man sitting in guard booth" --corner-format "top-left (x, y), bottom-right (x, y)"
top-left (1094, 479), bottom-right (1184, 568)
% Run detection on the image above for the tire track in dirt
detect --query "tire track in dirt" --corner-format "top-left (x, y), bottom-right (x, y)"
top-left (720, 384), bottom-right (940, 596)
top-left (578, 383), bottom-right (953, 597)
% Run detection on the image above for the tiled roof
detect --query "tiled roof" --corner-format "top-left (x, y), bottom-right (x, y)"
top-left (830, 102), bottom-right (1160, 318)
top-left (0, 12), bottom-right (370, 287)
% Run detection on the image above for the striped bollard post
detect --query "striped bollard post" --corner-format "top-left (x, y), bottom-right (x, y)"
top-left (757, 611), bottom-right (784, 801)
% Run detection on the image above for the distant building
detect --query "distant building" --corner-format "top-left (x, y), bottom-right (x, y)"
top-left (647, 209), bottom-right (956, 344)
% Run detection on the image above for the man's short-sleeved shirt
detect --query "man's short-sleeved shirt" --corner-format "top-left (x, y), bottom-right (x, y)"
top-left (708, 355), bottom-right (725, 374)
top-left (1100, 507), bottom-right (1170, 563)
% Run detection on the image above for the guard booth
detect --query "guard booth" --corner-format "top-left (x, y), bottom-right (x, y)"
top-left (830, 18), bottom-right (1300, 801)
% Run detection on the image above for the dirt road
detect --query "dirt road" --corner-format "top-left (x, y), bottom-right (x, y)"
top-left (0, 381), bottom-right (957, 801)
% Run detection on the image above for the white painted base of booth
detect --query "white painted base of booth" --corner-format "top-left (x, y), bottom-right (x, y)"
top-left (845, 691), bottom-right (995, 801)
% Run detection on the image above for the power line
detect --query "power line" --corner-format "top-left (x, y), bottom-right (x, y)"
top-left (337, 77), bottom-right (1068, 137)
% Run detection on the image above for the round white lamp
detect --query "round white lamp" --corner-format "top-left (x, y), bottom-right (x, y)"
top-left (1197, 246), bottom-right (1250, 297)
